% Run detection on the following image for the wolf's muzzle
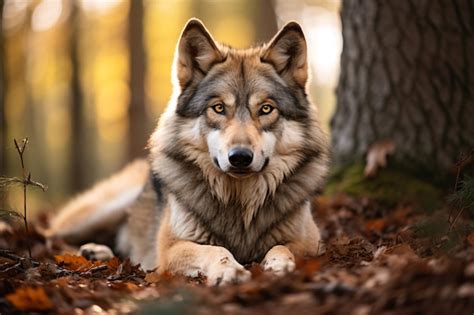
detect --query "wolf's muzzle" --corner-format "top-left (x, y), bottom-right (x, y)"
top-left (228, 148), bottom-right (253, 169)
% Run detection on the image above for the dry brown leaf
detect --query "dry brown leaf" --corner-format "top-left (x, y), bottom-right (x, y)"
top-left (248, 262), bottom-right (264, 279)
top-left (313, 195), bottom-right (332, 211)
top-left (392, 206), bottom-right (412, 223)
top-left (144, 270), bottom-right (177, 284)
top-left (365, 218), bottom-right (387, 233)
top-left (364, 139), bottom-right (396, 178)
top-left (296, 257), bottom-right (324, 277)
top-left (239, 281), bottom-right (263, 296)
top-left (386, 244), bottom-right (416, 256)
top-left (51, 276), bottom-right (70, 286)
top-left (6, 287), bottom-right (54, 312)
top-left (281, 292), bottom-right (314, 305)
top-left (144, 271), bottom-right (161, 283)
top-left (466, 233), bottom-right (474, 246)
top-left (55, 254), bottom-right (102, 272)
top-left (108, 281), bottom-right (139, 291)
top-left (107, 256), bottom-right (121, 271)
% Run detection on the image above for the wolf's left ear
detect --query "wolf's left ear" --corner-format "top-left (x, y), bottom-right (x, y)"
top-left (176, 18), bottom-right (224, 89)
top-left (262, 22), bottom-right (308, 88)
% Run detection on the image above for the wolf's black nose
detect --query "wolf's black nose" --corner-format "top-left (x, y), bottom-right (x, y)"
top-left (228, 148), bottom-right (253, 168)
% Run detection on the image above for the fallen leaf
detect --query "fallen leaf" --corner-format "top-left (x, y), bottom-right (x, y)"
top-left (248, 263), bottom-right (264, 279)
top-left (386, 244), bottom-right (416, 256)
top-left (238, 281), bottom-right (263, 297)
top-left (457, 284), bottom-right (474, 297)
top-left (108, 281), bottom-right (139, 291)
top-left (392, 206), bottom-right (412, 223)
top-left (281, 292), bottom-right (313, 305)
top-left (297, 257), bottom-right (324, 277)
top-left (55, 254), bottom-right (102, 272)
top-left (363, 268), bottom-right (391, 289)
top-left (466, 233), bottom-right (474, 246)
top-left (364, 139), bottom-right (396, 178)
top-left (145, 271), bottom-right (161, 283)
top-left (107, 256), bottom-right (121, 271)
top-left (365, 219), bottom-right (387, 233)
top-left (6, 287), bottom-right (54, 311)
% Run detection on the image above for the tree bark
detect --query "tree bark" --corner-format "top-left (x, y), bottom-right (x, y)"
top-left (331, 0), bottom-right (474, 178)
top-left (254, 0), bottom-right (278, 43)
top-left (69, 1), bottom-right (86, 191)
top-left (127, 0), bottom-right (148, 160)
top-left (0, 0), bottom-right (7, 175)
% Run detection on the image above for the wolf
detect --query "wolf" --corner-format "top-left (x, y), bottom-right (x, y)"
top-left (48, 19), bottom-right (329, 285)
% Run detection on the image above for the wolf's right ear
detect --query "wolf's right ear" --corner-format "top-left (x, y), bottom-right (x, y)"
top-left (261, 22), bottom-right (308, 88)
top-left (176, 19), bottom-right (224, 89)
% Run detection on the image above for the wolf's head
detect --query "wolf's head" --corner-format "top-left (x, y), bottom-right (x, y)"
top-left (151, 19), bottom-right (328, 204)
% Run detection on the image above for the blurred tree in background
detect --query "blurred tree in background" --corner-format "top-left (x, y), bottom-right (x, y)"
top-left (69, 0), bottom-right (85, 191)
top-left (127, 0), bottom-right (148, 160)
top-left (0, 0), bottom-right (5, 180)
top-left (0, 0), bottom-right (341, 213)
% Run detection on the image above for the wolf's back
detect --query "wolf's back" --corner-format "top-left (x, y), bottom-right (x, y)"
top-left (47, 159), bottom-right (150, 245)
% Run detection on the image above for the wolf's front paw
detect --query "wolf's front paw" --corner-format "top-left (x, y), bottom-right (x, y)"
top-left (78, 243), bottom-right (114, 261)
top-left (262, 245), bottom-right (296, 276)
top-left (206, 256), bottom-right (251, 286)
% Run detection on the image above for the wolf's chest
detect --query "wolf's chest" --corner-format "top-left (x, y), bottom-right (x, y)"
top-left (161, 170), bottom-right (307, 264)
top-left (177, 200), bottom-right (290, 264)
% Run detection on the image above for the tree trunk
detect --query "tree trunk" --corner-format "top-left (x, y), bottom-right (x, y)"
top-left (254, 0), bottom-right (278, 43)
top-left (127, 0), bottom-right (148, 160)
top-left (331, 0), bottom-right (474, 180)
top-left (0, 0), bottom-right (7, 175)
top-left (69, 1), bottom-right (86, 191)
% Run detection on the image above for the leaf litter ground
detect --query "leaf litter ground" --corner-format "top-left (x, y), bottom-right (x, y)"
top-left (1, 193), bottom-right (474, 315)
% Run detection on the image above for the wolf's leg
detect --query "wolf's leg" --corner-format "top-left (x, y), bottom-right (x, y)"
top-left (161, 241), bottom-right (251, 286)
top-left (47, 159), bottom-right (150, 244)
top-left (261, 245), bottom-right (296, 276)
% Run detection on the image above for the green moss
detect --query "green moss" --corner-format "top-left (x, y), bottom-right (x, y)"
top-left (325, 161), bottom-right (442, 209)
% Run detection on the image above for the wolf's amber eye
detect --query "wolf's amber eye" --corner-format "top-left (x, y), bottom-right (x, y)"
top-left (212, 104), bottom-right (225, 114)
top-left (259, 104), bottom-right (274, 115)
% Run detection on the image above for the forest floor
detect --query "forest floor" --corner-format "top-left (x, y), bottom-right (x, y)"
top-left (1, 192), bottom-right (474, 315)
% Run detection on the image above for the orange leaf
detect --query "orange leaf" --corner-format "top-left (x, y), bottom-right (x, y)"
top-left (144, 270), bottom-right (177, 283)
top-left (386, 243), bottom-right (416, 256)
top-left (54, 254), bottom-right (101, 272)
top-left (108, 281), bottom-right (139, 291)
top-left (6, 287), bottom-right (54, 312)
top-left (303, 259), bottom-right (321, 276)
top-left (107, 256), bottom-right (121, 272)
top-left (144, 271), bottom-right (161, 283)
top-left (393, 206), bottom-right (411, 223)
top-left (296, 257), bottom-right (324, 277)
top-left (467, 233), bottom-right (474, 246)
top-left (365, 219), bottom-right (387, 233)
top-left (248, 263), bottom-right (264, 279)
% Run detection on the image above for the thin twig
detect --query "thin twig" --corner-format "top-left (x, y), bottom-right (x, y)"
top-left (14, 138), bottom-right (32, 258)
top-left (0, 261), bottom-right (23, 274)
top-left (85, 265), bottom-right (108, 275)
top-left (0, 249), bottom-right (40, 266)
top-left (0, 249), bottom-right (24, 261)
top-left (1, 138), bottom-right (46, 261)
top-left (448, 207), bottom-right (465, 233)
top-left (0, 176), bottom-right (47, 191)
top-left (448, 149), bottom-right (473, 224)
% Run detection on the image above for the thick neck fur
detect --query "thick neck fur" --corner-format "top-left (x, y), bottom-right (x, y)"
top-left (198, 160), bottom-right (285, 228)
